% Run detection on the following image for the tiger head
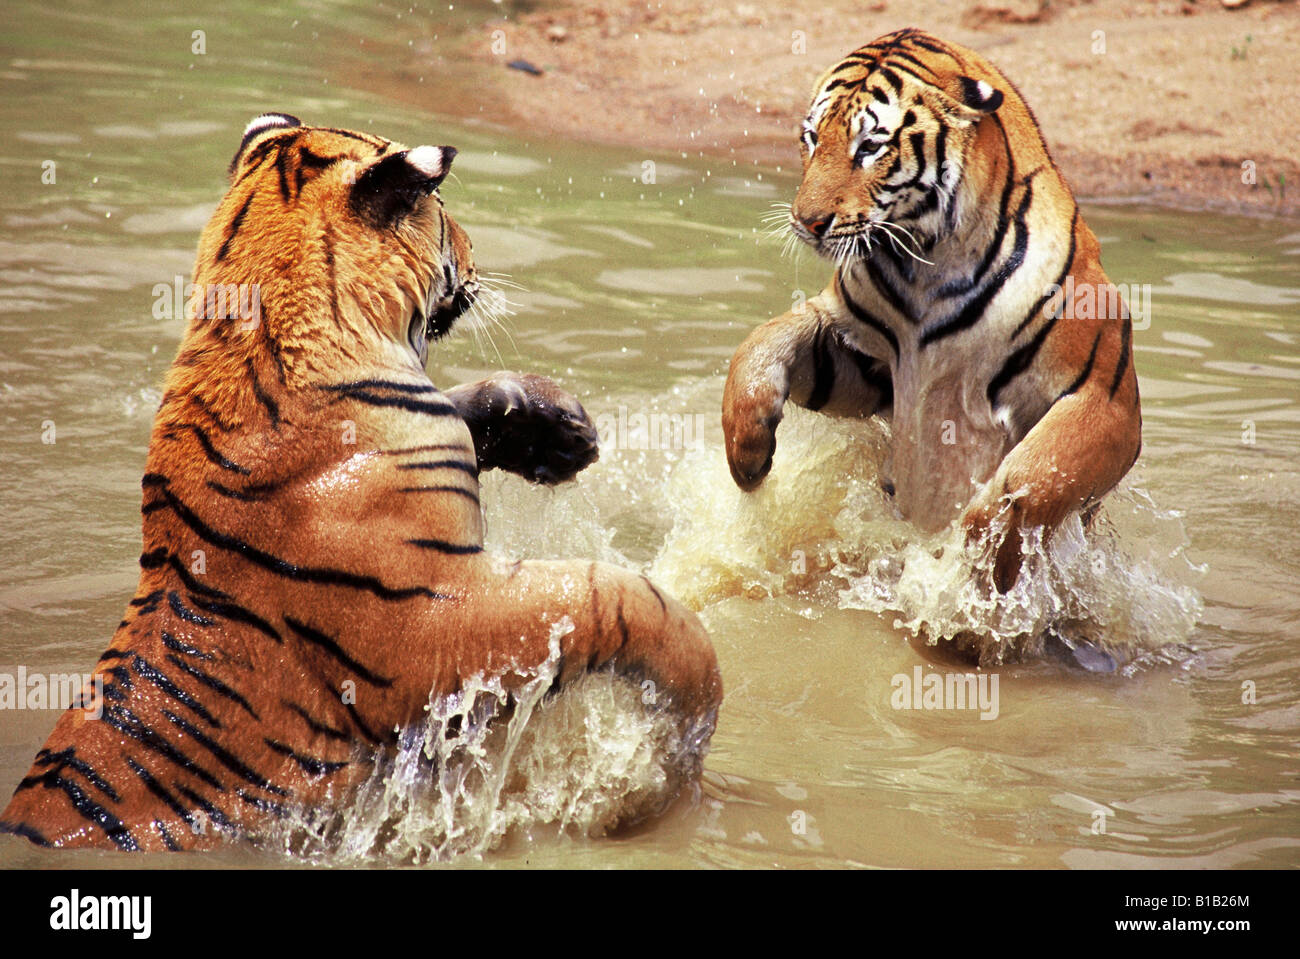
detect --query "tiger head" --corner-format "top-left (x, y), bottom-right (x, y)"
top-left (193, 113), bottom-right (480, 374)
top-left (790, 30), bottom-right (1014, 261)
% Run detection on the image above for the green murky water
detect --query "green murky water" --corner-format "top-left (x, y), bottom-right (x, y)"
top-left (1, 0), bottom-right (1298, 868)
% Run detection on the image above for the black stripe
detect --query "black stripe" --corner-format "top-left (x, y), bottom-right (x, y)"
top-left (216, 194), bottom-right (254, 262)
top-left (326, 683), bottom-right (387, 744)
top-left (132, 655), bottom-right (221, 728)
top-left (206, 478), bottom-right (280, 502)
top-left (167, 423), bottom-right (250, 475)
top-left (187, 595), bottom-right (282, 643)
top-left (1109, 319), bottom-right (1132, 399)
top-left (100, 704), bottom-right (226, 792)
top-left (154, 818), bottom-right (182, 851)
top-left (641, 575), bottom-right (669, 616)
top-left (904, 130), bottom-right (927, 187)
top-left (838, 274), bottom-right (900, 355)
top-left (0, 820), bottom-right (51, 846)
top-left (172, 782), bottom-right (233, 830)
top-left (871, 86), bottom-right (889, 104)
top-left (33, 773), bottom-right (137, 851)
top-left (395, 459), bottom-right (478, 475)
top-left (398, 485), bottom-right (480, 504)
top-left (879, 60), bottom-right (939, 92)
top-left (30, 747), bottom-right (119, 801)
top-left (843, 341), bottom-right (893, 403)
top-left (251, 370), bottom-right (280, 428)
top-left (238, 790), bottom-right (289, 818)
top-left (169, 590), bottom-right (215, 627)
top-left (129, 589), bottom-right (165, 608)
top-left (318, 127), bottom-right (387, 147)
top-left (161, 709), bottom-right (287, 796)
top-left (126, 756), bottom-right (198, 831)
top-left (155, 486), bottom-right (447, 601)
top-left (937, 141), bottom-right (1015, 300)
top-left (284, 701), bottom-right (349, 741)
top-left (1012, 206), bottom-right (1079, 340)
top-left (169, 555), bottom-right (229, 599)
top-left (865, 254), bottom-right (913, 323)
top-left (878, 66), bottom-right (903, 94)
top-left (140, 547), bottom-right (168, 570)
top-left (1058, 329), bottom-right (1104, 400)
top-left (805, 326), bottom-right (837, 411)
top-left (335, 391), bottom-right (459, 417)
top-left (168, 655), bottom-right (260, 720)
top-left (407, 538), bottom-right (483, 555)
top-left (275, 147), bottom-right (292, 202)
top-left (382, 443), bottom-right (476, 456)
top-left (284, 616), bottom-right (393, 688)
top-left (986, 313), bottom-right (1061, 410)
top-left (921, 171), bottom-right (1035, 348)
top-left (615, 594), bottom-right (631, 652)
top-left (264, 739), bottom-right (349, 776)
top-left (294, 147), bottom-right (336, 196)
top-left (320, 379), bottom-right (438, 394)
top-left (887, 50), bottom-right (941, 79)
top-left (162, 630), bottom-right (214, 660)
top-left (99, 646), bottom-right (131, 662)
top-left (907, 35), bottom-right (951, 56)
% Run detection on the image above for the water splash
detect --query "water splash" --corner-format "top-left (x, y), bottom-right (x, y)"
top-left (650, 402), bottom-right (1204, 667)
top-left (258, 618), bottom-right (705, 864)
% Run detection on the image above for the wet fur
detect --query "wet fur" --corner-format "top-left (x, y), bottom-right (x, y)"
top-left (1, 117), bottom-right (720, 851)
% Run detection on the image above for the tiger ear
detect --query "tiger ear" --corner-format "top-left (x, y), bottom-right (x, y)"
top-left (958, 77), bottom-right (1004, 113)
top-left (228, 113), bottom-right (301, 177)
top-left (349, 146), bottom-right (457, 228)
top-left (930, 77), bottom-right (1003, 126)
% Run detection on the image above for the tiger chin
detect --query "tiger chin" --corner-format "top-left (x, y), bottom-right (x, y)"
top-left (722, 30), bottom-right (1142, 662)
top-left (0, 114), bottom-right (721, 852)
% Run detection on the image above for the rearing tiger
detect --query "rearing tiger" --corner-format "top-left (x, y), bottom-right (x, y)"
top-left (723, 29), bottom-right (1141, 597)
top-left (1, 114), bottom-right (721, 851)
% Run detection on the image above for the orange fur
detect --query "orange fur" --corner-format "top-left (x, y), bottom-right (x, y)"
top-left (1, 117), bottom-right (720, 851)
top-left (723, 29), bottom-right (1141, 595)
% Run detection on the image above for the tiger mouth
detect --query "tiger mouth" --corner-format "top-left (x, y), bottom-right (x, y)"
top-left (425, 287), bottom-right (476, 341)
top-left (408, 278), bottom-right (478, 364)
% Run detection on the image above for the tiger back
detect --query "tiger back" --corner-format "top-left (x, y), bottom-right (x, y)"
top-left (1, 115), bottom-right (721, 851)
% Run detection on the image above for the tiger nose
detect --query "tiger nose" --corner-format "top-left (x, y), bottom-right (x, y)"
top-left (799, 212), bottom-right (833, 238)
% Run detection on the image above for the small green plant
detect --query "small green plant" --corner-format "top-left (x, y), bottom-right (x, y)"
top-left (1231, 34), bottom-right (1253, 61)
top-left (1260, 172), bottom-right (1287, 203)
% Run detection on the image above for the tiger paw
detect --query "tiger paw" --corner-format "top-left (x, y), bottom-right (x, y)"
top-left (450, 372), bottom-right (598, 484)
top-left (721, 381), bottom-right (783, 492)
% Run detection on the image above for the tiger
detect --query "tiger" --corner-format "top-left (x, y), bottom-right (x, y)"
top-left (722, 29), bottom-right (1141, 609)
top-left (0, 114), bottom-right (721, 852)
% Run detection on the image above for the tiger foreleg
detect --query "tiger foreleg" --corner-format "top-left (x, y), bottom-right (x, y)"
top-left (961, 381), bottom-right (1141, 592)
top-left (722, 299), bottom-right (889, 490)
top-left (432, 556), bottom-right (722, 728)
top-left (445, 372), bottom-right (599, 484)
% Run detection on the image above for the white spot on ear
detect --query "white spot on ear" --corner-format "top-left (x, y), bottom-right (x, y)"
top-left (243, 113), bottom-right (299, 140)
top-left (406, 145), bottom-right (455, 179)
top-left (976, 80), bottom-right (994, 102)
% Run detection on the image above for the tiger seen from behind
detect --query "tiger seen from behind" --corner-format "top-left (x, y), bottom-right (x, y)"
top-left (1, 114), bottom-right (721, 851)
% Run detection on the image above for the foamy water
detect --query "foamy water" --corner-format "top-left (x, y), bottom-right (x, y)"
top-left (268, 380), bottom-right (1204, 863)
top-left (647, 388), bottom-right (1203, 668)
top-left (256, 619), bottom-right (710, 863)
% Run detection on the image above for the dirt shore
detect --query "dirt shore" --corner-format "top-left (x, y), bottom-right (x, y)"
top-left (447, 0), bottom-right (1298, 217)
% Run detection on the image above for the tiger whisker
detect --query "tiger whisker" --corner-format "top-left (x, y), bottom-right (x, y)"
top-left (873, 220), bottom-right (934, 265)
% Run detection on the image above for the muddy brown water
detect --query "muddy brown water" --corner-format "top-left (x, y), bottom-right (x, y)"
top-left (0, 0), bottom-right (1297, 867)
